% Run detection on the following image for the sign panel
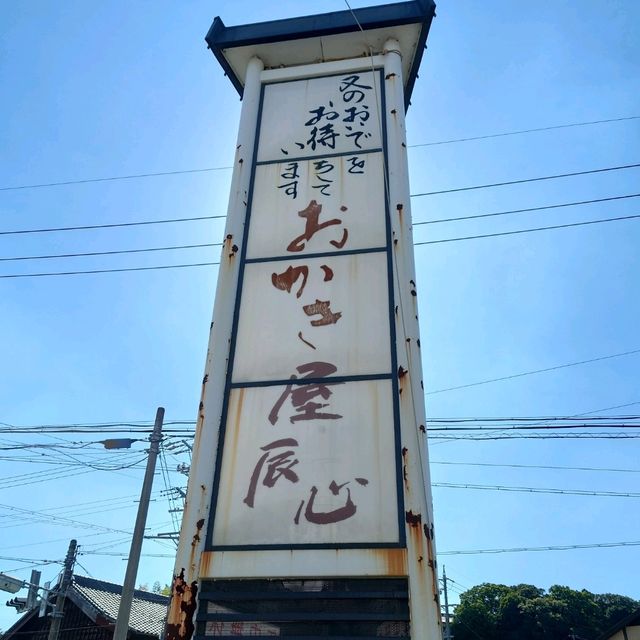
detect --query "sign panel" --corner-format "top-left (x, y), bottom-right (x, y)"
top-left (246, 153), bottom-right (387, 259)
top-left (256, 72), bottom-right (382, 162)
top-left (208, 68), bottom-right (402, 549)
top-left (212, 380), bottom-right (398, 546)
top-left (232, 252), bottom-right (391, 382)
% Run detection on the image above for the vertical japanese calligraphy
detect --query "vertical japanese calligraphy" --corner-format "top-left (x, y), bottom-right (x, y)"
top-left (257, 72), bottom-right (381, 162)
top-left (210, 69), bottom-right (400, 547)
top-left (212, 381), bottom-right (398, 546)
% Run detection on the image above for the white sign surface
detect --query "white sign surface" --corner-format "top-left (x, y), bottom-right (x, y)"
top-left (232, 252), bottom-right (390, 383)
top-left (211, 67), bottom-right (399, 548)
top-left (257, 71), bottom-right (382, 162)
top-left (212, 380), bottom-right (398, 546)
top-left (247, 153), bottom-right (387, 260)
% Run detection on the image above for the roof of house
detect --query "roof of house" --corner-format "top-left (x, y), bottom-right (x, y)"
top-left (70, 575), bottom-right (169, 637)
top-left (598, 607), bottom-right (640, 640)
top-left (2, 574), bottom-right (169, 640)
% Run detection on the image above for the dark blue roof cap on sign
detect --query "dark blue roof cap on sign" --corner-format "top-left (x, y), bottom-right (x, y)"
top-left (205, 0), bottom-right (436, 109)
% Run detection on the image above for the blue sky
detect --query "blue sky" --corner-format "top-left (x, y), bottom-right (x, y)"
top-left (1, 0), bottom-right (639, 632)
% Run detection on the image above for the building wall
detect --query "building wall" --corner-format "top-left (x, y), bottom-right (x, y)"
top-left (5, 601), bottom-right (112, 640)
top-left (610, 625), bottom-right (640, 640)
top-left (4, 599), bottom-right (162, 640)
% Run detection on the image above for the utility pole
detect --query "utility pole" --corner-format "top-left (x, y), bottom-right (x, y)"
top-left (47, 539), bottom-right (77, 640)
top-left (114, 407), bottom-right (164, 640)
top-left (442, 565), bottom-right (453, 640)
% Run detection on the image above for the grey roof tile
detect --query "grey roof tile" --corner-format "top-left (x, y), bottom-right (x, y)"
top-left (71, 575), bottom-right (169, 637)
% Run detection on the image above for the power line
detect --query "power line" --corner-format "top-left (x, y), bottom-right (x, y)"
top-left (6, 416), bottom-right (638, 432)
top-left (0, 502), bottom-right (131, 535)
top-left (569, 400), bottom-right (640, 416)
top-left (3, 211), bottom-right (638, 278)
top-left (0, 493), bottom-right (141, 515)
top-left (427, 414), bottom-right (640, 422)
top-left (2, 117), bottom-right (637, 193)
top-left (79, 551), bottom-right (174, 558)
top-left (427, 422), bottom-right (640, 431)
top-left (2, 191), bottom-right (636, 243)
top-left (0, 560), bottom-right (60, 574)
top-left (0, 242), bottom-right (221, 263)
top-left (430, 460), bottom-right (640, 474)
top-left (0, 554), bottom-right (63, 565)
top-left (0, 428), bottom-right (195, 436)
top-left (433, 482), bottom-right (640, 498)
top-left (0, 421), bottom-right (195, 434)
top-left (0, 419), bottom-right (194, 430)
top-left (3, 531), bottom-right (111, 552)
top-left (0, 468), bottom-right (95, 491)
top-left (0, 502), bottom-right (138, 531)
top-left (411, 162), bottom-right (640, 197)
top-left (0, 492), bottom-right (168, 528)
top-left (430, 432), bottom-right (640, 441)
top-left (3, 208), bottom-right (640, 279)
top-left (0, 215), bottom-right (225, 237)
top-left (438, 540), bottom-right (640, 556)
top-left (0, 166), bottom-right (233, 192)
top-left (413, 193), bottom-right (640, 226)
top-left (408, 115), bottom-right (640, 148)
top-left (9, 415), bottom-right (640, 434)
top-left (425, 348), bottom-right (640, 395)
top-left (3, 192), bottom-right (637, 241)
top-left (415, 212), bottom-right (640, 245)
top-left (0, 261), bottom-right (219, 279)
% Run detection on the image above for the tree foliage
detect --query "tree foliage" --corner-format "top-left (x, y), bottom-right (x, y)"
top-left (451, 583), bottom-right (638, 640)
top-left (138, 581), bottom-right (171, 596)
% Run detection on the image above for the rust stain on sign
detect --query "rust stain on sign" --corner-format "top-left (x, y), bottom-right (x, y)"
top-left (371, 548), bottom-right (407, 576)
top-left (191, 356), bottom-right (210, 463)
top-left (398, 366), bottom-right (408, 395)
top-left (424, 521), bottom-right (440, 603)
top-left (401, 447), bottom-right (409, 490)
top-left (223, 232), bottom-right (238, 259)
top-left (165, 569), bottom-right (198, 640)
top-left (199, 551), bottom-right (214, 576)
top-left (405, 510), bottom-right (422, 527)
top-left (192, 518), bottom-right (205, 546)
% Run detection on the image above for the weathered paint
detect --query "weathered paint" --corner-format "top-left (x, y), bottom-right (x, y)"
top-left (171, 14), bottom-right (439, 639)
top-left (164, 56), bottom-right (265, 638)
top-left (200, 547), bottom-right (407, 578)
top-left (384, 37), bottom-right (442, 635)
top-left (211, 379), bottom-right (399, 547)
top-left (200, 58), bottom-right (409, 557)
top-left (232, 252), bottom-right (392, 382)
top-left (165, 569), bottom-right (198, 640)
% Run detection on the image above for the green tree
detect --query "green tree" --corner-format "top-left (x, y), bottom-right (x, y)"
top-left (452, 583), bottom-right (638, 640)
top-left (593, 593), bottom-right (640, 637)
top-left (152, 581), bottom-right (171, 596)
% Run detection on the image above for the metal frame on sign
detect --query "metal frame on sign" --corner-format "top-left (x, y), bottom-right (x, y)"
top-left (205, 63), bottom-right (406, 552)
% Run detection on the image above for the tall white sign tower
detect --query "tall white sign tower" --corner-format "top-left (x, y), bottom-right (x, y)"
top-left (167, 2), bottom-right (440, 638)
